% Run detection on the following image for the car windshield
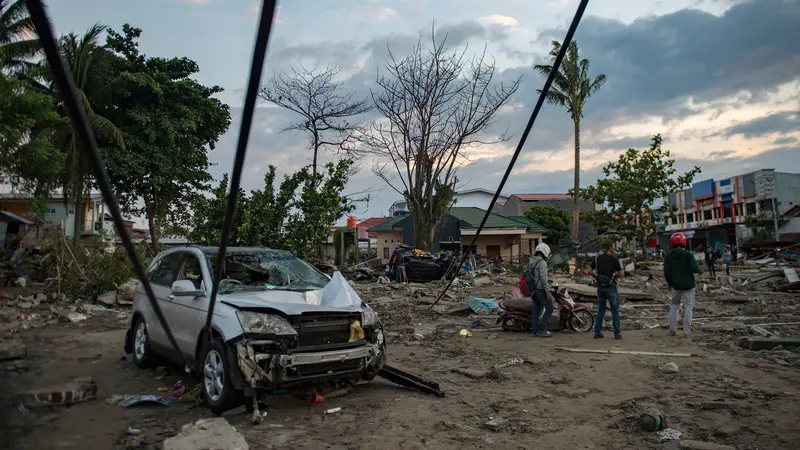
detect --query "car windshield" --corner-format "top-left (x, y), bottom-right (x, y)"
top-left (208, 251), bottom-right (330, 294)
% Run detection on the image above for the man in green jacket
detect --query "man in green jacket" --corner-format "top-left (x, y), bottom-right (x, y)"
top-left (664, 233), bottom-right (701, 337)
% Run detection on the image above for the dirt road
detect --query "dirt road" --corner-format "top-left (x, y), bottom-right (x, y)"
top-left (2, 306), bottom-right (799, 450)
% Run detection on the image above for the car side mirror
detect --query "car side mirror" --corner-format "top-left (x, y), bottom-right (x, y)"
top-left (171, 280), bottom-right (204, 297)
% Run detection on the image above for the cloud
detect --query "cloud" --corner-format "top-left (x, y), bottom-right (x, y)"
top-left (535, 0), bottom-right (800, 118)
top-left (721, 111), bottom-right (800, 138)
top-left (183, 0), bottom-right (211, 4)
top-left (774, 136), bottom-right (798, 146)
top-left (480, 14), bottom-right (520, 27)
top-left (207, 0), bottom-right (800, 221)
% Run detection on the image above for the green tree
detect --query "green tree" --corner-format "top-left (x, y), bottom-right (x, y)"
top-left (524, 205), bottom-right (570, 245)
top-left (0, 74), bottom-right (64, 194)
top-left (284, 159), bottom-right (355, 260)
top-left (43, 24), bottom-right (126, 245)
top-left (534, 40), bottom-right (607, 242)
top-left (103, 24), bottom-right (231, 252)
top-left (239, 165), bottom-right (304, 248)
top-left (187, 173), bottom-right (249, 246)
top-left (576, 135), bottom-right (701, 254)
top-left (0, 0), bottom-right (41, 74)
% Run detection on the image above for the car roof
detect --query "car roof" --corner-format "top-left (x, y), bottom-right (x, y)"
top-left (184, 245), bottom-right (294, 257)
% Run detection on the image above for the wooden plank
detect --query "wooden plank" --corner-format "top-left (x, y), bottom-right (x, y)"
top-left (555, 347), bottom-right (698, 357)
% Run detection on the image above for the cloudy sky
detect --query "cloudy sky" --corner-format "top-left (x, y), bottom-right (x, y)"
top-left (48, 0), bottom-right (800, 223)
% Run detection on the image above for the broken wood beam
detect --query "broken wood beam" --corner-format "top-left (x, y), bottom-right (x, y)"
top-left (555, 347), bottom-right (698, 357)
top-left (738, 337), bottom-right (800, 351)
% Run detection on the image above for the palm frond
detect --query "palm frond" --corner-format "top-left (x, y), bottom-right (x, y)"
top-left (90, 114), bottom-right (126, 150)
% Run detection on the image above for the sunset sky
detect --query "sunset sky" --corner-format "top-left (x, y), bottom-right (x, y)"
top-left (48, 0), bottom-right (800, 222)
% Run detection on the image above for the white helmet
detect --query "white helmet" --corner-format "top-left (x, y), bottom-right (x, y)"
top-left (535, 242), bottom-right (551, 259)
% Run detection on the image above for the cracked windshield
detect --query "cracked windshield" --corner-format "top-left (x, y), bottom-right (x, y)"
top-left (210, 252), bottom-right (330, 293)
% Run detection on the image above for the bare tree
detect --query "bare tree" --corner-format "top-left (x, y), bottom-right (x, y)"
top-left (258, 64), bottom-right (372, 178)
top-left (368, 29), bottom-right (521, 250)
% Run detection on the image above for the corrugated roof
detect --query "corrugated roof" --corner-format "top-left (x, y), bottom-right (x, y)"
top-left (0, 211), bottom-right (34, 225)
top-left (512, 193), bottom-right (572, 200)
top-left (367, 215), bottom-right (406, 232)
top-left (506, 216), bottom-right (549, 233)
top-left (449, 207), bottom-right (547, 233)
top-left (368, 207), bottom-right (548, 234)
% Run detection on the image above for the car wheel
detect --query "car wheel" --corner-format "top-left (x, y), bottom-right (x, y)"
top-left (132, 317), bottom-right (152, 368)
top-left (201, 337), bottom-right (244, 414)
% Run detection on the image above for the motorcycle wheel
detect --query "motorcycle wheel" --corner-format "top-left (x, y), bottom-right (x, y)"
top-left (501, 318), bottom-right (527, 332)
top-left (568, 310), bottom-right (595, 333)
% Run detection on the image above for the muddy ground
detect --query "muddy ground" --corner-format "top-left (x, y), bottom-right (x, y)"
top-left (2, 273), bottom-right (800, 450)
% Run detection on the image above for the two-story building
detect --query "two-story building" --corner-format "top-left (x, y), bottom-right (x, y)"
top-left (661, 169), bottom-right (800, 249)
top-left (0, 191), bottom-right (118, 245)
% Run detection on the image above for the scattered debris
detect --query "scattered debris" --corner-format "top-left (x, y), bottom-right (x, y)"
top-left (484, 417), bottom-right (509, 431)
top-left (324, 407), bottom-right (341, 415)
top-left (657, 428), bottom-right (682, 440)
top-left (163, 418), bottom-right (248, 450)
top-left (660, 362), bottom-right (680, 374)
top-left (121, 394), bottom-right (170, 408)
top-left (16, 377), bottom-right (97, 408)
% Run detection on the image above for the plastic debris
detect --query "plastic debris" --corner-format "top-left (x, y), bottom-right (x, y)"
top-left (122, 394), bottom-right (170, 408)
top-left (459, 329), bottom-right (472, 337)
top-left (467, 296), bottom-right (499, 314)
top-left (125, 427), bottom-right (142, 436)
top-left (324, 407), bottom-right (341, 414)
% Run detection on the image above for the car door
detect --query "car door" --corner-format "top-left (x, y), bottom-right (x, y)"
top-left (169, 251), bottom-right (212, 362)
top-left (142, 251), bottom-right (183, 362)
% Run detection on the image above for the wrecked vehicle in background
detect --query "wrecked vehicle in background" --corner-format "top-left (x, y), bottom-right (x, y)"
top-left (124, 246), bottom-right (386, 414)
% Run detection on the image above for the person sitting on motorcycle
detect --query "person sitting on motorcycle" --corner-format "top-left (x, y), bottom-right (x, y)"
top-left (591, 239), bottom-right (624, 339)
top-left (529, 242), bottom-right (554, 338)
top-left (664, 233), bottom-right (701, 338)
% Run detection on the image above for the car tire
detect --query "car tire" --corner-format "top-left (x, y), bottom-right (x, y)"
top-left (201, 337), bottom-right (244, 415)
top-left (131, 316), bottom-right (152, 368)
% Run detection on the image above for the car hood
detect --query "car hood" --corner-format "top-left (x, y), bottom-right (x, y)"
top-left (220, 289), bottom-right (363, 315)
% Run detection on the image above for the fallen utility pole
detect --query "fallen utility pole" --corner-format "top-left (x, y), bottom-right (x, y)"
top-left (555, 348), bottom-right (699, 357)
top-left (378, 365), bottom-right (445, 397)
top-left (739, 337), bottom-right (800, 351)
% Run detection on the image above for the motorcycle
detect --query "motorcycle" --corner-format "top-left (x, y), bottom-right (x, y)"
top-left (496, 285), bottom-right (595, 333)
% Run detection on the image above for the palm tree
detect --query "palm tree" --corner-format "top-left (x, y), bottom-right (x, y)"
top-left (534, 40), bottom-right (606, 242)
top-left (0, 0), bottom-right (42, 74)
top-left (52, 24), bottom-right (125, 245)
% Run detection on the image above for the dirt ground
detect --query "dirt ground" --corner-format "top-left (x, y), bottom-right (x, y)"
top-left (2, 290), bottom-right (800, 450)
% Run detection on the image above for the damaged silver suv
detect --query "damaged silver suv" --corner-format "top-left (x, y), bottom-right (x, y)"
top-left (124, 245), bottom-right (386, 414)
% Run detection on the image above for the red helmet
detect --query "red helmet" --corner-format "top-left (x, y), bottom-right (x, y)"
top-left (669, 233), bottom-right (687, 248)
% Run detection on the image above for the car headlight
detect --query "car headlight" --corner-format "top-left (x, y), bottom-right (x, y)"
top-left (236, 311), bottom-right (297, 336)
top-left (362, 304), bottom-right (379, 326)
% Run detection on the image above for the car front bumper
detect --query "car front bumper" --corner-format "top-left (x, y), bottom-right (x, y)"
top-left (234, 331), bottom-right (386, 388)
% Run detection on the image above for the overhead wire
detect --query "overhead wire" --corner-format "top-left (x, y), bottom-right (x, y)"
top-left (203, 0), bottom-right (279, 344)
top-left (428, 0), bottom-right (591, 310)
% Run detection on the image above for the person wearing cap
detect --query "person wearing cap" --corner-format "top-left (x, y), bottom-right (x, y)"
top-left (664, 233), bottom-right (702, 338)
top-left (528, 242), bottom-right (554, 338)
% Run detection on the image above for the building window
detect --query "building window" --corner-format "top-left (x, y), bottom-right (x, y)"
top-left (746, 202), bottom-right (756, 216)
top-left (686, 213), bottom-right (693, 223)
top-left (703, 209), bottom-right (712, 221)
top-left (722, 203), bottom-right (732, 219)
top-left (486, 245), bottom-right (501, 259)
top-left (384, 240), bottom-right (387, 243)
top-left (383, 247), bottom-right (389, 259)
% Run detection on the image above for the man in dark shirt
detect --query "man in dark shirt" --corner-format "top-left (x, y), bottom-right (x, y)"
top-left (590, 240), bottom-right (624, 339)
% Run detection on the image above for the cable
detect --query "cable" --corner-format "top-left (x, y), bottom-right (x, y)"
top-left (203, 0), bottom-right (279, 340)
top-left (428, 0), bottom-right (591, 310)
top-left (24, 0), bottom-right (192, 367)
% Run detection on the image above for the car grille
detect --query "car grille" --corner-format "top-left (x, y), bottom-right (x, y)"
top-left (291, 359), bottom-right (363, 378)
top-left (290, 313), bottom-right (360, 348)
